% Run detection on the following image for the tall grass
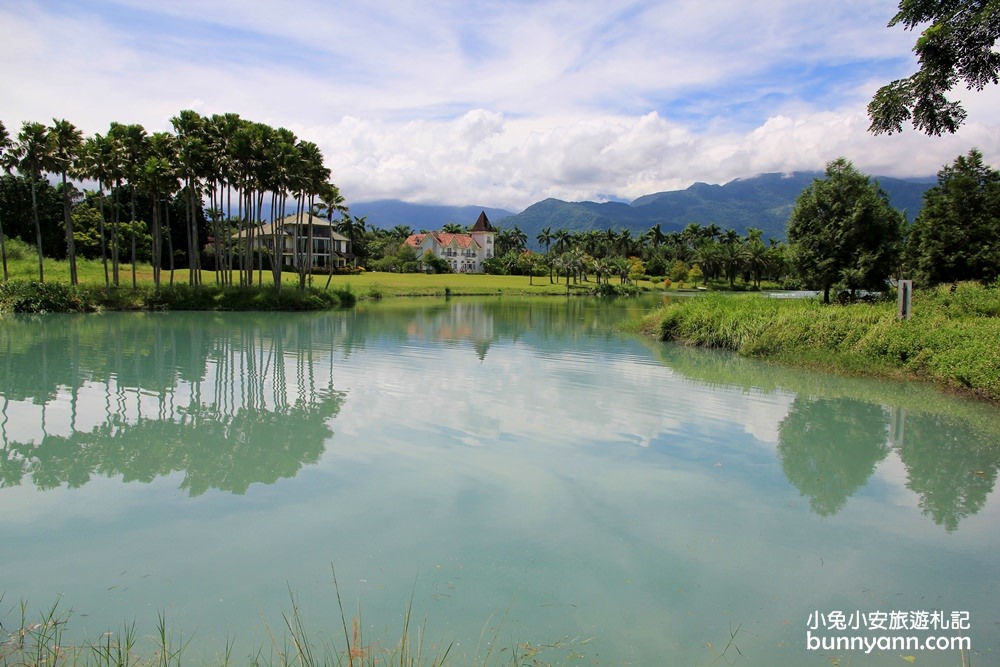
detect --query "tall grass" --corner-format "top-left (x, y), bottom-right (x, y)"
top-left (639, 283), bottom-right (1000, 402)
top-left (1, 584), bottom-right (588, 667)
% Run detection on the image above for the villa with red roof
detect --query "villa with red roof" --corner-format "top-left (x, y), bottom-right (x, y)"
top-left (403, 211), bottom-right (496, 273)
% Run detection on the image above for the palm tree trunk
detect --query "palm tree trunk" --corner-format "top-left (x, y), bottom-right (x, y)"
top-left (256, 189), bottom-right (265, 286)
top-left (190, 186), bottom-right (201, 286)
top-left (30, 177), bottom-right (44, 282)
top-left (130, 190), bottom-right (138, 289)
top-left (0, 211), bottom-right (9, 281)
top-left (62, 172), bottom-right (78, 285)
top-left (112, 182), bottom-right (121, 287)
top-left (165, 198), bottom-right (175, 286)
top-left (96, 184), bottom-right (110, 292)
top-left (307, 198), bottom-right (315, 287)
top-left (151, 193), bottom-right (161, 289)
top-left (296, 196), bottom-right (306, 290)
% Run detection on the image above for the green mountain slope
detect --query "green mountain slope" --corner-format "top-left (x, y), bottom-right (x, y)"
top-left (502, 172), bottom-right (932, 246)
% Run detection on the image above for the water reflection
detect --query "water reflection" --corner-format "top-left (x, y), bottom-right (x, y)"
top-left (1, 299), bottom-right (999, 665)
top-left (0, 313), bottom-right (345, 495)
top-left (642, 340), bottom-right (1000, 531)
top-left (777, 397), bottom-right (1000, 531)
top-left (2, 299), bottom-right (998, 532)
top-left (894, 409), bottom-right (1000, 531)
top-left (778, 397), bottom-right (891, 516)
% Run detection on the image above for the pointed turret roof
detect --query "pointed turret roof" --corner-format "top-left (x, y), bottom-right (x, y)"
top-left (470, 211), bottom-right (494, 232)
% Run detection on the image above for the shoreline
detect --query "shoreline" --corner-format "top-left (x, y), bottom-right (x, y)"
top-left (631, 283), bottom-right (1000, 405)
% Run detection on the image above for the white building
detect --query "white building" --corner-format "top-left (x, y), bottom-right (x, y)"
top-left (403, 211), bottom-right (496, 273)
top-left (237, 214), bottom-right (354, 270)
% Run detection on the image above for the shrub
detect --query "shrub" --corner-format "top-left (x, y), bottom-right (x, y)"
top-left (0, 281), bottom-right (89, 313)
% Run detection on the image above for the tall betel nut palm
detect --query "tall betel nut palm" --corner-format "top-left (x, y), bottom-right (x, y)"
top-left (0, 120), bottom-right (12, 281)
top-left (14, 121), bottom-right (51, 281)
top-left (49, 119), bottom-right (84, 285)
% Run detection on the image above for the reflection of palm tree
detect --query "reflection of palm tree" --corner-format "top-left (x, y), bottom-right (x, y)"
top-left (778, 396), bottom-right (890, 516)
top-left (0, 313), bottom-right (348, 497)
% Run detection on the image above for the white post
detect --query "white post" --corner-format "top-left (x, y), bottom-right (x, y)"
top-left (897, 280), bottom-right (913, 320)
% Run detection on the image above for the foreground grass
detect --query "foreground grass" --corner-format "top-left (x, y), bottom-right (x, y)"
top-left (0, 592), bottom-right (589, 667)
top-left (635, 282), bottom-right (1000, 403)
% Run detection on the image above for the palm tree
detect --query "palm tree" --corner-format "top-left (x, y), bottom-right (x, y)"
top-left (266, 127), bottom-right (300, 288)
top-left (316, 182), bottom-right (349, 221)
top-left (108, 122), bottom-right (149, 289)
top-left (616, 228), bottom-right (633, 256)
top-left (554, 228), bottom-right (571, 254)
top-left (0, 121), bottom-right (12, 281)
top-left (644, 223), bottom-right (666, 255)
top-left (442, 222), bottom-right (464, 233)
top-left (48, 119), bottom-right (83, 285)
top-left (511, 225), bottom-right (527, 253)
top-left (692, 241), bottom-right (721, 284)
top-left (592, 256), bottom-right (613, 285)
top-left (390, 224), bottom-right (413, 240)
top-left (14, 121), bottom-right (50, 282)
top-left (743, 238), bottom-right (770, 287)
top-left (171, 110), bottom-right (207, 286)
top-left (719, 241), bottom-right (743, 287)
top-left (335, 215), bottom-right (367, 267)
top-left (78, 133), bottom-right (114, 290)
top-left (143, 133), bottom-right (180, 289)
top-left (536, 226), bottom-right (553, 254)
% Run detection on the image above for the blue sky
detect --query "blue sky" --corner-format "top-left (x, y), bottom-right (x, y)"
top-left (2, 0), bottom-right (999, 210)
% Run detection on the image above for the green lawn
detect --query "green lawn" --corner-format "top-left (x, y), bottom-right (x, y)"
top-left (2, 253), bottom-right (659, 297)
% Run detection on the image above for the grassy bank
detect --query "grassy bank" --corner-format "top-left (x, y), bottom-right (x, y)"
top-left (635, 282), bottom-right (1000, 403)
top-left (0, 249), bottom-right (655, 305)
top-left (0, 281), bottom-right (355, 313)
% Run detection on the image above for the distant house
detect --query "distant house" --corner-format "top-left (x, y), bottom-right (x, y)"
top-left (236, 214), bottom-right (353, 270)
top-left (403, 211), bottom-right (496, 273)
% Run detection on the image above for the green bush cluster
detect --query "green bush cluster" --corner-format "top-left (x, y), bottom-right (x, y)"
top-left (0, 280), bottom-right (90, 313)
top-left (0, 281), bottom-right (355, 313)
top-left (645, 283), bottom-right (1000, 401)
top-left (590, 282), bottom-right (643, 297)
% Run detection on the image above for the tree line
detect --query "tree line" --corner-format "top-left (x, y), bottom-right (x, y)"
top-left (1, 111), bottom-right (996, 298)
top-left (473, 150), bottom-right (998, 300)
top-left (0, 111), bottom-right (355, 290)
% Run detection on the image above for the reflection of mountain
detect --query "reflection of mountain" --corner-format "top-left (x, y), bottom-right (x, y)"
top-left (0, 313), bottom-right (346, 495)
top-left (639, 340), bottom-right (1000, 529)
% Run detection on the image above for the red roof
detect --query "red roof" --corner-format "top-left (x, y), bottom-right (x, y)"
top-left (405, 232), bottom-right (480, 249)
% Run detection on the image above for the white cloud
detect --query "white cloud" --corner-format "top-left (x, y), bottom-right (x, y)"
top-left (2, 0), bottom-right (999, 210)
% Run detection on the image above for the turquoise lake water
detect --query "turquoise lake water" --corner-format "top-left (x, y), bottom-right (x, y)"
top-left (1, 297), bottom-right (998, 666)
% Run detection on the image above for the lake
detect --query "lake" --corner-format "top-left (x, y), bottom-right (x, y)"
top-left (1, 296), bottom-right (998, 666)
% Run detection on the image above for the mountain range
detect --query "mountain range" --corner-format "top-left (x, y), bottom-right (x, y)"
top-left (352, 171), bottom-right (935, 246)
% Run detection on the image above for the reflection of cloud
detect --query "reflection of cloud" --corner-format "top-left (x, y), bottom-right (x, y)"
top-left (328, 334), bottom-right (794, 461)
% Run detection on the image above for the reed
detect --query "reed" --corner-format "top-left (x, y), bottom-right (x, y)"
top-left (1, 584), bottom-right (583, 667)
